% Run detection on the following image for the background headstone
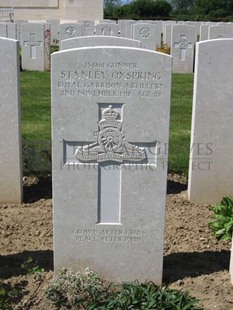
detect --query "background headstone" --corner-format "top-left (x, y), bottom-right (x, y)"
top-left (15, 20), bottom-right (28, 43)
top-left (47, 19), bottom-right (60, 45)
top-left (7, 23), bottom-right (17, 39)
top-left (208, 25), bottom-right (233, 39)
top-left (60, 23), bottom-right (84, 41)
top-left (95, 23), bottom-right (119, 36)
top-left (118, 20), bottom-right (136, 38)
top-left (188, 39), bottom-right (233, 203)
top-left (0, 23), bottom-right (7, 37)
top-left (52, 46), bottom-right (172, 284)
top-left (132, 23), bottom-right (157, 50)
top-left (79, 20), bottom-right (95, 36)
top-left (200, 25), bottom-right (209, 41)
top-left (61, 36), bottom-right (142, 50)
top-left (171, 25), bottom-right (195, 73)
top-left (21, 23), bottom-right (48, 71)
top-left (164, 24), bottom-right (172, 45)
top-left (0, 37), bottom-right (22, 203)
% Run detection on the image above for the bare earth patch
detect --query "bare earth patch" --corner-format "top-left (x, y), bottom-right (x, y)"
top-left (0, 174), bottom-right (233, 309)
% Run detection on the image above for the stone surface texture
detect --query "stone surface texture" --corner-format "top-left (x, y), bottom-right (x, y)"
top-left (0, 37), bottom-right (22, 203)
top-left (188, 39), bottom-right (233, 203)
top-left (52, 46), bottom-right (172, 284)
top-left (61, 35), bottom-right (142, 50)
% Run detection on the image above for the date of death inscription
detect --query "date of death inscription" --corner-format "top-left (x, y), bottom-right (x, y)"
top-left (72, 228), bottom-right (146, 244)
top-left (57, 62), bottom-right (164, 98)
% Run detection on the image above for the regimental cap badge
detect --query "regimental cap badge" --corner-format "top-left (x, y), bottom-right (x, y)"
top-left (99, 105), bottom-right (122, 131)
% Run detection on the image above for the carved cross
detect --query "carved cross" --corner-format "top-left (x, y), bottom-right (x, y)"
top-left (174, 35), bottom-right (193, 60)
top-left (65, 104), bottom-right (156, 225)
top-left (23, 32), bottom-right (42, 59)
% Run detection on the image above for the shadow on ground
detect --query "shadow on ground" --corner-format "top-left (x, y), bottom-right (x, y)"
top-left (0, 250), bottom-right (53, 279)
top-left (163, 250), bottom-right (230, 283)
top-left (23, 175), bottom-right (52, 203)
top-left (166, 179), bottom-right (187, 194)
top-left (23, 174), bottom-right (187, 202)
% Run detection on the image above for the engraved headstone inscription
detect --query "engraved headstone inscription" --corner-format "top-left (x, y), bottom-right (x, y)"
top-left (0, 37), bottom-right (22, 203)
top-left (52, 46), bottom-right (172, 283)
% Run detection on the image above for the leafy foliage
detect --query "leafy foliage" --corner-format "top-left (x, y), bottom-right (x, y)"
top-left (208, 197), bottom-right (233, 241)
top-left (105, 0), bottom-right (172, 19)
top-left (45, 267), bottom-right (201, 309)
top-left (104, 0), bottom-right (233, 20)
top-left (21, 256), bottom-right (45, 275)
top-left (0, 282), bottom-right (22, 309)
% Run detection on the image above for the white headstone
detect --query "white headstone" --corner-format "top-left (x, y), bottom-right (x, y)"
top-left (164, 24), bottom-right (172, 45)
top-left (61, 35), bottom-right (142, 50)
top-left (132, 23), bottom-right (157, 50)
top-left (0, 23), bottom-right (7, 37)
top-left (200, 25), bottom-right (209, 41)
top-left (163, 20), bottom-right (176, 33)
top-left (188, 39), bottom-right (233, 203)
top-left (0, 37), bottom-right (22, 203)
top-left (15, 20), bottom-right (28, 43)
top-left (118, 20), bottom-right (136, 38)
top-left (208, 25), bottom-right (233, 39)
top-left (185, 21), bottom-right (201, 40)
top-left (79, 20), bottom-right (95, 36)
top-left (60, 23), bottom-right (84, 41)
top-left (7, 23), bottom-right (17, 39)
top-left (152, 20), bottom-right (163, 46)
top-left (52, 46), bottom-right (172, 283)
top-left (171, 25), bottom-right (195, 73)
top-left (95, 23), bottom-right (120, 36)
top-left (21, 23), bottom-right (48, 71)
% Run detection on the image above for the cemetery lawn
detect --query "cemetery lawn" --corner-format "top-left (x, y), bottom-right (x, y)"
top-left (0, 174), bottom-right (233, 309)
top-left (20, 71), bottom-right (193, 175)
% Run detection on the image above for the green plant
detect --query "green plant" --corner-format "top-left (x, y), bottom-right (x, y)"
top-left (0, 282), bottom-right (22, 309)
top-left (45, 268), bottom-right (201, 309)
top-left (21, 257), bottom-right (45, 275)
top-left (208, 196), bottom-right (233, 241)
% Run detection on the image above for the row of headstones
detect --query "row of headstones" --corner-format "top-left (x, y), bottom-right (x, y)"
top-left (0, 35), bottom-right (232, 284)
top-left (2, 20), bottom-right (233, 73)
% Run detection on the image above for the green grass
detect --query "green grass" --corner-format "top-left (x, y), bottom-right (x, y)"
top-left (21, 71), bottom-right (51, 140)
top-left (20, 71), bottom-right (194, 175)
top-left (169, 73), bottom-right (194, 175)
